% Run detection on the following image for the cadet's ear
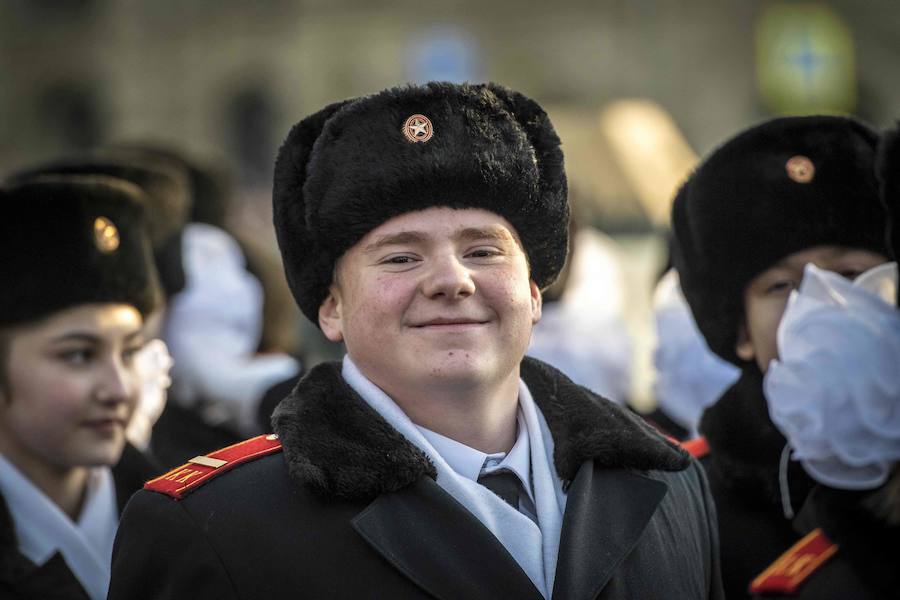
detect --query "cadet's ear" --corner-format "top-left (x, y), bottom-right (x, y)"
top-left (735, 321), bottom-right (755, 362)
top-left (318, 285), bottom-right (345, 343)
top-left (530, 280), bottom-right (542, 325)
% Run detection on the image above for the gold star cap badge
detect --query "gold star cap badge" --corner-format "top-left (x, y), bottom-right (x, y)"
top-left (402, 114), bottom-right (433, 143)
top-left (93, 216), bottom-right (120, 253)
top-left (785, 155), bottom-right (815, 184)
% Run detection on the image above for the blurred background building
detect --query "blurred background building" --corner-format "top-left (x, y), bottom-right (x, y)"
top-left (2, 0), bottom-right (898, 409)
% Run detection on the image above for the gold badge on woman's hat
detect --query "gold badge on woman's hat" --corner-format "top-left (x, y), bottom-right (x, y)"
top-left (785, 155), bottom-right (815, 183)
top-left (93, 216), bottom-right (120, 253)
top-left (402, 114), bottom-right (434, 143)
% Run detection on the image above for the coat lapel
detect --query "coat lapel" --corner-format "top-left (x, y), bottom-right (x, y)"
top-left (275, 360), bottom-right (690, 599)
top-left (552, 462), bottom-right (669, 600)
top-left (352, 477), bottom-right (544, 600)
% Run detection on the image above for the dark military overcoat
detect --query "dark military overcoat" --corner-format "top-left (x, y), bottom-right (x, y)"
top-left (109, 358), bottom-right (725, 600)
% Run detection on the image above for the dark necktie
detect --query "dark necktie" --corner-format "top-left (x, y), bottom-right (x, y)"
top-left (477, 470), bottom-right (521, 509)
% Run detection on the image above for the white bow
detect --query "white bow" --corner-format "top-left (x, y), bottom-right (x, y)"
top-left (765, 262), bottom-right (900, 490)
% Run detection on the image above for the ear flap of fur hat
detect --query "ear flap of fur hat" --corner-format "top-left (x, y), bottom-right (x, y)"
top-left (876, 122), bottom-right (900, 267)
top-left (273, 99), bottom-right (353, 326)
top-left (273, 82), bottom-right (569, 326)
top-left (0, 175), bottom-right (161, 327)
top-left (671, 115), bottom-right (887, 364)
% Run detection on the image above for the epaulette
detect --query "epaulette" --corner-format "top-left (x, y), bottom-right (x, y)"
top-left (749, 528), bottom-right (838, 596)
top-left (144, 434), bottom-right (283, 500)
top-left (679, 436), bottom-right (710, 459)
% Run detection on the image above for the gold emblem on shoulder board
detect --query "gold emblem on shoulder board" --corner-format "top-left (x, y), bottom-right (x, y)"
top-left (785, 155), bottom-right (815, 183)
top-left (402, 114), bottom-right (434, 143)
top-left (93, 217), bottom-right (120, 253)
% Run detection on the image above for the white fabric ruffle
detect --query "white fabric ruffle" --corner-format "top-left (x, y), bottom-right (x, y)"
top-left (125, 338), bottom-right (174, 450)
top-left (164, 224), bottom-right (299, 434)
top-left (652, 269), bottom-right (739, 436)
top-left (765, 262), bottom-right (900, 490)
top-left (528, 228), bottom-right (633, 404)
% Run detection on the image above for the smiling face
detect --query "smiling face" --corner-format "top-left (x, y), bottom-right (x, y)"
top-left (736, 245), bottom-right (889, 372)
top-left (0, 303), bottom-right (145, 477)
top-left (319, 207), bottom-right (542, 402)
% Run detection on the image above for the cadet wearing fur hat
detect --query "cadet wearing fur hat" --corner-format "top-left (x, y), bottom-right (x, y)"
top-left (109, 82), bottom-right (724, 600)
top-left (13, 151), bottom-right (301, 465)
top-left (742, 122), bottom-right (900, 600)
top-left (0, 177), bottom-right (163, 599)
top-left (671, 115), bottom-right (894, 599)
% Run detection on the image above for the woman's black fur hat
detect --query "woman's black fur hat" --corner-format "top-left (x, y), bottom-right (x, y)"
top-left (0, 176), bottom-right (161, 327)
top-left (671, 115), bottom-right (887, 364)
top-left (273, 81), bottom-right (569, 325)
top-left (8, 156), bottom-right (191, 297)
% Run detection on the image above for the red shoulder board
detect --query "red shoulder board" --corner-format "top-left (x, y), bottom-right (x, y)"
top-left (680, 436), bottom-right (710, 459)
top-left (749, 528), bottom-right (838, 596)
top-left (144, 434), bottom-right (283, 500)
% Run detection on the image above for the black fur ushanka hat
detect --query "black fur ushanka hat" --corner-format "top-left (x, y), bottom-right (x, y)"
top-left (671, 115), bottom-right (888, 365)
top-left (0, 176), bottom-right (160, 327)
top-left (273, 81), bottom-right (569, 325)
top-left (8, 156), bottom-right (191, 298)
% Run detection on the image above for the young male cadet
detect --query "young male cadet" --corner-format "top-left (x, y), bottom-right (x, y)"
top-left (670, 115), bottom-right (893, 599)
top-left (108, 82), bottom-right (724, 600)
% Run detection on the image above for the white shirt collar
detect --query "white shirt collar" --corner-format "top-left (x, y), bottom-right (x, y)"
top-left (341, 354), bottom-right (566, 596)
top-left (0, 453), bottom-right (119, 600)
top-left (340, 356), bottom-right (536, 504)
top-left (416, 412), bottom-right (533, 503)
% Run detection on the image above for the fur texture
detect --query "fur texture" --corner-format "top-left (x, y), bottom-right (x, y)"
top-left (9, 157), bottom-right (190, 250)
top-left (272, 357), bottom-right (688, 501)
top-left (8, 156), bottom-right (192, 298)
top-left (0, 176), bottom-right (160, 326)
top-left (273, 82), bottom-right (569, 325)
top-left (671, 116), bottom-right (887, 364)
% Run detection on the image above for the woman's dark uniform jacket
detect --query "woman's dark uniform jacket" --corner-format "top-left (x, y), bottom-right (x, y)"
top-left (691, 371), bottom-right (900, 600)
top-left (0, 444), bottom-right (160, 600)
top-left (108, 358), bottom-right (725, 600)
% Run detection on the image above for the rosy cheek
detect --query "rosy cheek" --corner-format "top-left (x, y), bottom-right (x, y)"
top-left (39, 375), bottom-right (91, 420)
top-left (375, 275), bottom-right (405, 294)
top-left (376, 278), bottom-right (416, 308)
top-left (504, 278), bottom-right (532, 305)
top-left (8, 390), bottom-right (82, 453)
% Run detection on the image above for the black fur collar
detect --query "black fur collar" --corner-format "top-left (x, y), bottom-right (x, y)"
top-left (272, 357), bottom-right (689, 501)
top-left (700, 366), bottom-right (815, 511)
